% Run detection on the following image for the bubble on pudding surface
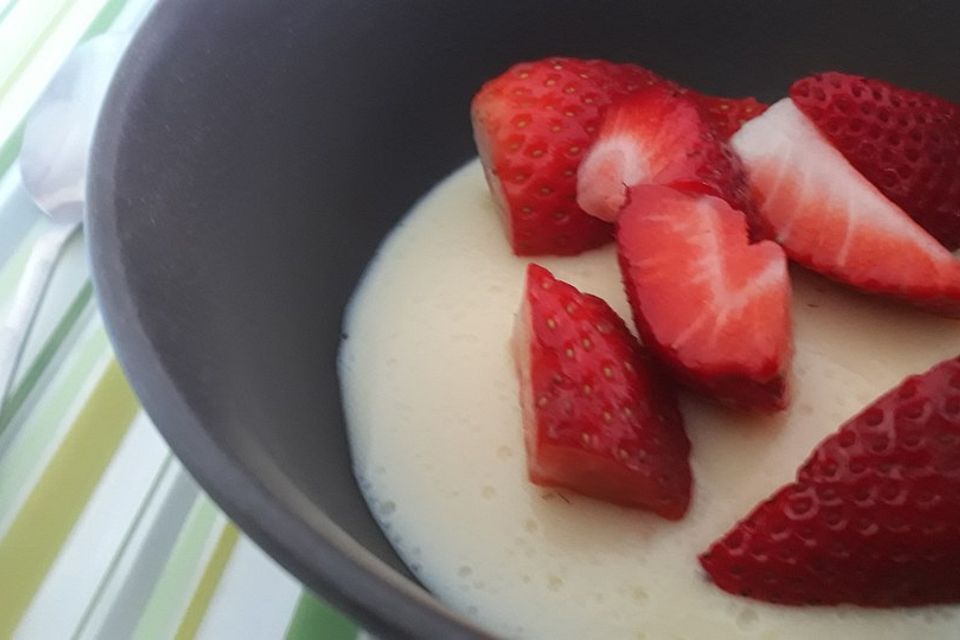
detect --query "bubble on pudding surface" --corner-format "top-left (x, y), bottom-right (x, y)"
top-left (736, 606), bottom-right (759, 630)
top-left (379, 500), bottom-right (396, 516)
top-left (547, 575), bottom-right (564, 591)
top-left (630, 586), bottom-right (648, 604)
top-left (922, 608), bottom-right (955, 624)
top-left (356, 474), bottom-right (371, 492)
top-left (523, 518), bottom-right (539, 533)
top-left (496, 445), bottom-right (514, 459)
top-left (481, 485), bottom-right (497, 499)
top-left (453, 332), bottom-right (481, 345)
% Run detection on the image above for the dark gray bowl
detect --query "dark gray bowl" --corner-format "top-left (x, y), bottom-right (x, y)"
top-left (87, 1), bottom-right (960, 638)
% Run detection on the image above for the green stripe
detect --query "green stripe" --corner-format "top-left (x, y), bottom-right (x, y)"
top-left (0, 120), bottom-right (23, 181)
top-left (0, 0), bottom-right (19, 25)
top-left (79, 0), bottom-right (128, 40)
top-left (0, 280), bottom-right (93, 431)
top-left (0, 359), bottom-right (139, 637)
top-left (173, 524), bottom-right (240, 640)
top-left (0, 323), bottom-right (108, 523)
top-left (132, 498), bottom-right (220, 640)
top-left (285, 594), bottom-right (358, 640)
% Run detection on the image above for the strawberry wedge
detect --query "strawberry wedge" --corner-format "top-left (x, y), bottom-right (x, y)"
top-left (472, 58), bottom-right (662, 256)
top-left (617, 186), bottom-right (792, 412)
top-left (701, 355), bottom-right (960, 607)
top-left (791, 72), bottom-right (960, 250)
top-left (576, 85), bottom-right (752, 222)
top-left (472, 57), bottom-right (768, 254)
top-left (731, 98), bottom-right (960, 317)
top-left (513, 264), bottom-right (692, 519)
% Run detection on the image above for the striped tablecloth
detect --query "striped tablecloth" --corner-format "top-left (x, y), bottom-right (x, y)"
top-left (0, 1), bottom-right (363, 638)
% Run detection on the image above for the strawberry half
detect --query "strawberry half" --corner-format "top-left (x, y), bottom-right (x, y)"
top-left (576, 84), bottom-right (752, 222)
top-left (791, 72), bottom-right (960, 250)
top-left (732, 98), bottom-right (960, 317)
top-left (472, 58), bottom-right (663, 255)
top-left (512, 263), bottom-right (692, 519)
top-left (617, 185), bottom-right (792, 412)
top-left (700, 355), bottom-right (960, 607)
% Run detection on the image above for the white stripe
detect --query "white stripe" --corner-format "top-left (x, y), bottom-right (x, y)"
top-left (12, 229), bottom-right (89, 376)
top-left (74, 460), bottom-right (200, 640)
top-left (0, 168), bottom-right (40, 267)
top-left (0, 0), bottom-right (111, 147)
top-left (194, 537), bottom-right (303, 640)
top-left (0, 0), bottom-right (79, 82)
top-left (0, 0), bottom-right (17, 18)
top-left (14, 411), bottom-right (168, 639)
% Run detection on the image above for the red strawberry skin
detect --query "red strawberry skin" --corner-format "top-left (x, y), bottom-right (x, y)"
top-left (791, 72), bottom-right (960, 250)
top-left (700, 355), bottom-right (960, 607)
top-left (617, 185), bottom-right (792, 412)
top-left (472, 58), bottom-right (662, 255)
top-left (732, 98), bottom-right (960, 318)
top-left (513, 263), bottom-right (692, 519)
top-left (687, 92), bottom-right (769, 140)
top-left (472, 57), bottom-right (767, 255)
top-left (576, 85), bottom-right (753, 222)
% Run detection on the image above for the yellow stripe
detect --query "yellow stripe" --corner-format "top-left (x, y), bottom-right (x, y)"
top-left (0, 360), bottom-right (139, 637)
top-left (173, 524), bottom-right (240, 640)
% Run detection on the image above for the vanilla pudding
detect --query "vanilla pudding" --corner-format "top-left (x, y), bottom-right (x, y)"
top-left (339, 159), bottom-right (960, 639)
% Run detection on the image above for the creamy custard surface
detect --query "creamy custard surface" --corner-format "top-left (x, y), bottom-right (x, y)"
top-left (340, 159), bottom-right (960, 640)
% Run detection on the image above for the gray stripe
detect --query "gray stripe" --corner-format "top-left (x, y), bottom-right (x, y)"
top-left (74, 462), bottom-right (200, 640)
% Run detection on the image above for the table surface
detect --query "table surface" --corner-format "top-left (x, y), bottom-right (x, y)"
top-left (0, 1), bottom-right (364, 638)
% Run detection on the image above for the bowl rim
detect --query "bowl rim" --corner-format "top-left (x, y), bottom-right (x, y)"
top-left (86, 1), bottom-right (492, 638)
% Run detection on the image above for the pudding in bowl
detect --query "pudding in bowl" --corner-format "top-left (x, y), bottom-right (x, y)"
top-left (340, 159), bottom-right (960, 639)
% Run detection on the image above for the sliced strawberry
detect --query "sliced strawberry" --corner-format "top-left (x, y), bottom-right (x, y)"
top-left (701, 355), bottom-right (960, 607)
top-left (732, 98), bottom-right (960, 317)
top-left (576, 84), bottom-right (752, 222)
top-left (472, 58), bottom-right (663, 255)
top-left (617, 185), bottom-right (792, 412)
top-left (512, 263), bottom-right (692, 518)
top-left (471, 57), bottom-right (768, 254)
top-left (791, 72), bottom-right (960, 250)
top-left (687, 92), bottom-right (769, 140)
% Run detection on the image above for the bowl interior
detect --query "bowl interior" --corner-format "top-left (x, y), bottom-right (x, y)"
top-left (89, 1), bottom-right (960, 637)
